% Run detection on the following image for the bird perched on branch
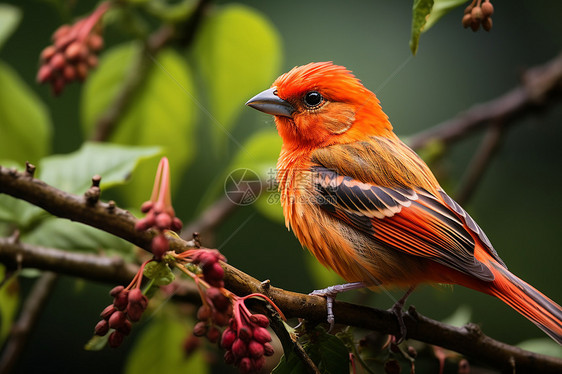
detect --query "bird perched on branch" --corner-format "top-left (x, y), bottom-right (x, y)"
top-left (246, 61), bottom-right (562, 344)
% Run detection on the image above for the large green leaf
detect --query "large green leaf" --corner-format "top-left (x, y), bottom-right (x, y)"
top-left (424, 0), bottom-right (467, 31)
top-left (194, 3), bottom-right (281, 147)
top-left (39, 142), bottom-right (161, 194)
top-left (0, 265), bottom-right (19, 346)
top-left (124, 315), bottom-right (208, 374)
top-left (409, 0), bottom-right (435, 55)
top-left (0, 61), bottom-right (52, 163)
top-left (82, 43), bottom-right (197, 206)
top-left (273, 329), bottom-right (349, 374)
top-left (23, 218), bottom-right (134, 255)
top-left (201, 130), bottom-right (283, 221)
top-left (0, 4), bottom-right (21, 50)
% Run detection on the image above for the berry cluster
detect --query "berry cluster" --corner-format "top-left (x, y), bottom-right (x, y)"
top-left (135, 157), bottom-right (182, 259)
top-left (94, 286), bottom-right (148, 348)
top-left (136, 200), bottom-right (183, 259)
top-left (221, 301), bottom-right (274, 373)
top-left (193, 287), bottom-right (233, 343)
top-left (191, 249), bottom-right (226, 287)
top-left (37, 2), bottom-right (110, 95)
top-left (462, 0), bottom-right (494, 32)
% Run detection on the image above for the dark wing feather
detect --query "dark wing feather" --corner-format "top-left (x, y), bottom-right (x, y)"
top-left (312, 166), bottom-right (495, 281)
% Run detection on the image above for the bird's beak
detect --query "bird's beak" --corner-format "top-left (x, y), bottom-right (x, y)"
top-left (245, 87), bottom-right (295, 118)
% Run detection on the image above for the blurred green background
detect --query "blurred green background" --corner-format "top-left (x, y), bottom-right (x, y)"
top-left (1, 0), bottom-right (562, 373)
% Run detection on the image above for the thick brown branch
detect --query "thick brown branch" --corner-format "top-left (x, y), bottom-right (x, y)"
top-left (1, 166), bottom-right (562, 372)
top-left (409, 52), bottom-right (562, 150)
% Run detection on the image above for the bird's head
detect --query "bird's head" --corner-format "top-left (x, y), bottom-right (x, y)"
top-left (246, 62), bottom-right (392, 149)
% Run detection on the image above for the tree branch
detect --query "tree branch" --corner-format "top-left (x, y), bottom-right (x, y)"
top-left (1, 166), bottom-right (562, 372)
top-left (408, 52), bottom-right (562, 151)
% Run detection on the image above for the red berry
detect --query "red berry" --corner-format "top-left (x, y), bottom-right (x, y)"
top-left (40, 46), bottom-right (57, 62)
top-left (87, 33), bottom-right (104, 52)
top-left (128, 288), bottom-right (144, 305)
top-left (197, 305), bottom-right (211, 320)
top-left (183, 335), bottom-right (201, 356)
top-left (220, 328), bottom-right (236, 349)
top-left (231, 338), bottom-right (248, 358)
top-left (481, 1), bottom-right (494, 17)
top-left (253, 327), bottom-right (271, 343)
top-left (109, 285), bottom-right (125, 297)
top-left (126, 303), bottom-right (144, 322)
top-left (462, 14), bottom-right (472, 28)
top-left (135, 215), bottom-right (154, 231)
top-left (140, 201), bottom-right (154, 213)
top-left (212, 310), bottom-right (230, 326)
top-left (62, 65), bottom-right (76, 81)
top-left (252, 356), bottom-right (266, 371)
top-left (49, 53), bottom-right (66, 71)
top-left (100, 304), bottom-right (116, 320)
top-left (239, 357), bottom-right (252, 373)
top-left (108, 310), bottom-right (126, 329)
top-left (113, 290), bottom-right (129, 310)
top-left (75, 62), bottom-right (88, 81)
top-left (151, 234), bottom-right (169, 259)
top-left (155, 212), bottom-right (172, 230)
top-left (238, 326), bottom-right (252, 342)
top-left (206, 326), bottom-right (220, 343)
top-left (65, 41), bottom-right (87, 61)
top-left (118, 319), bottom-right (132, 335)
top-left (248, 340), bottom-right (264, 358)
top-left (250, 314), bottom-right (269, 328)
top-left (224, 350), bottom-right (235, 365)
top-left (37, 65), bottom-right (53, 83)
top-left (53, 24), bottom-right (71, 40)
top-left (87, 54), bottom-right (98, 68)
top-left (108, 331), bottom-right (124, 348)
top-left (207, 288), bottom-right (230, 311)
top-left (171, 217), bottom-right (183, 232)
top-left (94, 319), bottom-right (109, 336)
top-left (263, 342), bottom-right (274, 356)
top-left (193, 321), bottom-right (207, 337)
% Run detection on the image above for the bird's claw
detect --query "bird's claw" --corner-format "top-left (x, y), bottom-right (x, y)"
top-left (390, 302), bottom-right (407, 344)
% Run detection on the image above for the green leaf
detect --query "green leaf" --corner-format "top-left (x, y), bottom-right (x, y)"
top-left (0, 4), bottom-right (22, 50)
top-left (440, 305), bottom-right (471, 327)
top-left (305, 255), bottom-right (344, 290)
top-left (424, 0), bottom-right (467, 31)
top-left (194, 4), bottom-right (281, 146)
top-left (201, 130), bottom-right (283, 221)
top-left (124, 315), bottom-right (208, 374)
top-left (39, 142), bottom-right (161, 194)
top-left (0, 265), bottom-right (19, 346)
top-left (84, 333), bottom-right (110, 351)
top-left (143, 261), bottom-right (175, 286)
top-left (517, 338), bottom-right (562, 359)
top-left (82, 43), bottom-right (197, 207)
top-left (409, 0), bottom-right (435, 55)
top-left (274, 328), bottom-right (350, 374)
top-left (22, 218), bottom-right (134, 255)
top-left (0, 61), bottom-right (52, 163)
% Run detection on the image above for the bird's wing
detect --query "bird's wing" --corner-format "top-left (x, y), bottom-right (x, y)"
top-left (311, 165), bottom-right (502, 282)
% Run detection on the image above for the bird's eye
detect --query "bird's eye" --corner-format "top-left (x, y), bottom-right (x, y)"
top-left (303, 91), bottom-right (323, 108)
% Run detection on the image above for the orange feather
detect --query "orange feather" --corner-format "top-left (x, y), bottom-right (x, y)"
top-left (246, 61), bottom-right (562, 344)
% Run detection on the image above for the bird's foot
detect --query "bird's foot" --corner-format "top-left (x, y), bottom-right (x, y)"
top-left (309, 282), bottom-right (367, 332)
top-left (388, 286), bottom-right (416, 344)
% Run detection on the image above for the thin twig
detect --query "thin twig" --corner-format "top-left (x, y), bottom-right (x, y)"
top-left (0, 272), bottom-right (58, 374)
top-left (409, 52), bottom-right (562, 151)
top-left (454, 122), bottom-right (505, 205)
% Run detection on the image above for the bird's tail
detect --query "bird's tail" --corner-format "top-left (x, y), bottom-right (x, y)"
top-left (483, 260), bottom-right (562, 345)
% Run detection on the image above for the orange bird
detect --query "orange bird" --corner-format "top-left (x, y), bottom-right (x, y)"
top-left (246, 62), bottom-right (562, 344)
